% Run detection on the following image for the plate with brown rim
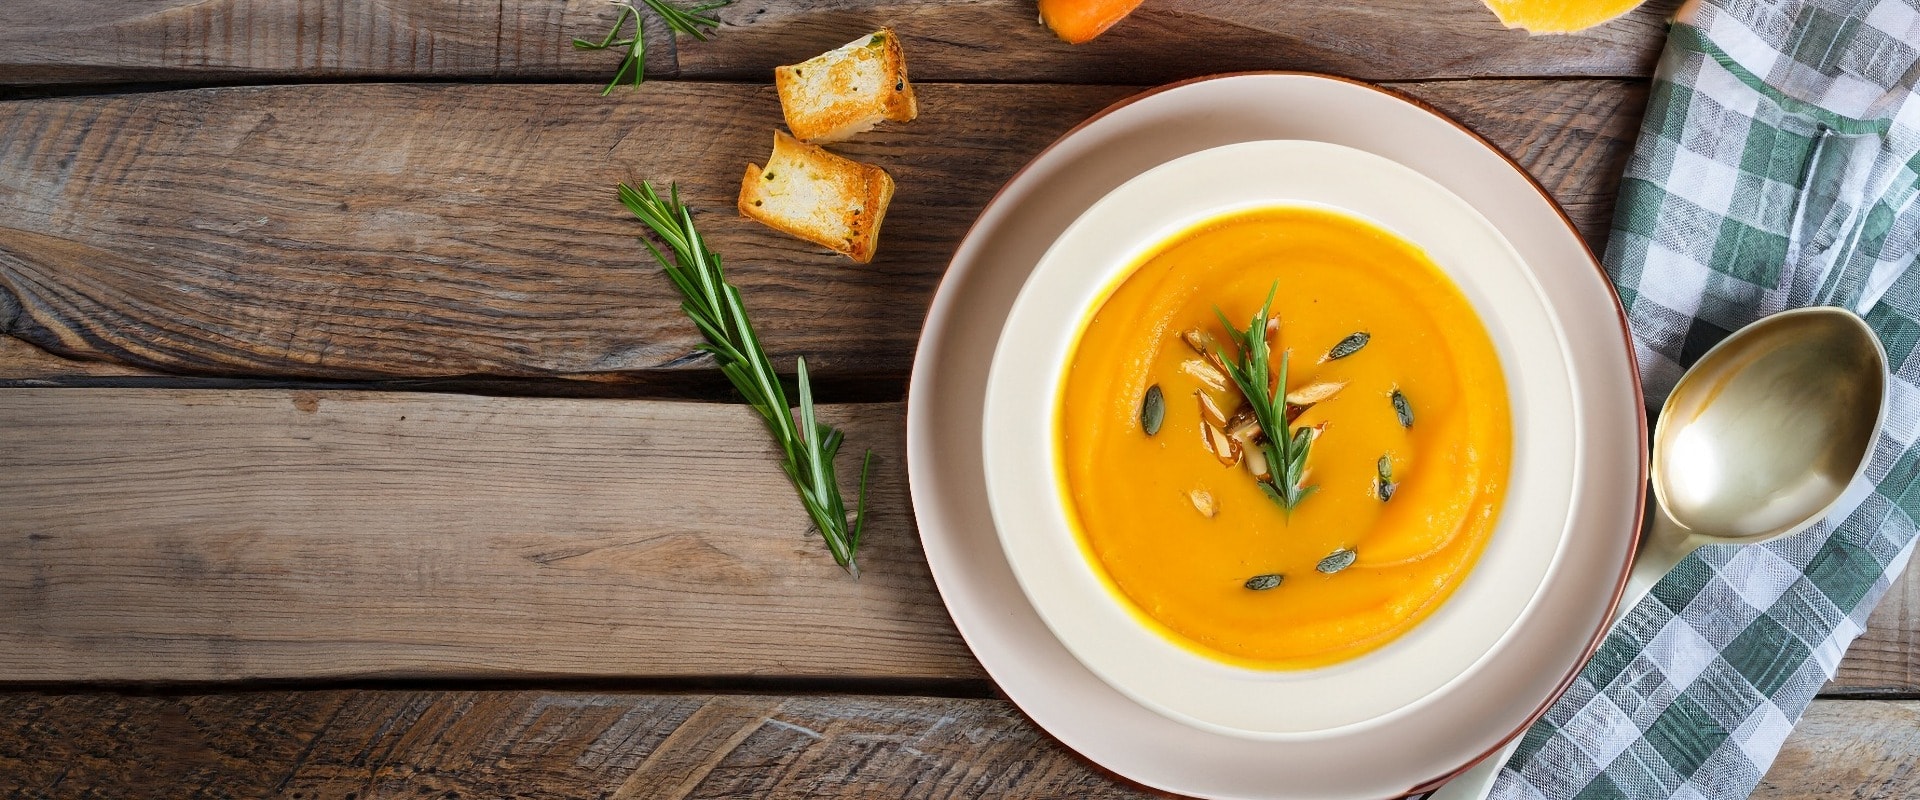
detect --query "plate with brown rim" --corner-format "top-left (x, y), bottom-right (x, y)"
top-left (906, 73), bottom-right (1645, 800)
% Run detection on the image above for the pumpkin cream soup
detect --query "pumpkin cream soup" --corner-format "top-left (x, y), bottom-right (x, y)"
top-left (1059, 205), bottom-right (1510, 670)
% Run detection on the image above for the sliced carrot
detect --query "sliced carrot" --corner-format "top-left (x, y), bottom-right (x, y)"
top-left (1039, 0), bottom-right (1146, 44)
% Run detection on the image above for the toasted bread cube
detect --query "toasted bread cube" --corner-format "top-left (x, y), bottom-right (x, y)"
top-left (738, 131), bottom-right (895, 263)
top-left (774, 28), bottom-right (917, 143)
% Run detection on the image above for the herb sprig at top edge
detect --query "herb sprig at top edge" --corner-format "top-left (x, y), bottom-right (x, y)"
top-left (574, 0), bottom-right (732, 95)
top-left (619, 182), bottom-right (873, 576)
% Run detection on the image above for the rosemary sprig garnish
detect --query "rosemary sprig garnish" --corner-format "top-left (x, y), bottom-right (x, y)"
top-left (618, 182), bottom-right (872, 576)
top-left (1214, 285), bottom-right (1317, 512)
top-left (574, 0), bottom-right (732, 95)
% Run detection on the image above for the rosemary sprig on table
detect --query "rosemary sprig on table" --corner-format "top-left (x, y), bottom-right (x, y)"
top-left (574, 0), bottom-right (732, 95)
top-left (1214, 285), bottom-right (1317, 512)
top-left (618, 182), bottom-right (872, 576)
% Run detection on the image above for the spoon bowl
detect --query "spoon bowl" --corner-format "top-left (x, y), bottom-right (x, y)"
top-left (1653, 307), bottom-right (1886, 541)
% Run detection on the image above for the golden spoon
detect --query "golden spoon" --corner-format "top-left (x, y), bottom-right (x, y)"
top-left (1435, 305), bottom-right (1888, 800)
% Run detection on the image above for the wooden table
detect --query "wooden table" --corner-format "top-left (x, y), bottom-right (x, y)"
top-left (1, 2), bottom-right (1914, 797)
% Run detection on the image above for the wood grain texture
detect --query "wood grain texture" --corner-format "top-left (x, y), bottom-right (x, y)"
top-left (687, 0), bottom-right (1681, 84)
top-left (1754, 700), bottom-right (1920, 800)
top-left (0, 331), bottom-right (159, 382)
top-left (0, 692), bottom-right (1909, 799)
top-left (0, 80), bottom-right (1645, 382)
top-left (0, 0), bottom-right (673, 85)
top-left (0, 389), bottom-right (976, 683)
top-left (1, 388), bottom-right (1913, 692)
top-left (0, 0), bottom-right (1678, 86)
top-left (1825, 559), bottom-right (1920, 697)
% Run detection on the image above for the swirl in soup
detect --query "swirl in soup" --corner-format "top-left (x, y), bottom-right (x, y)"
top-left (1058, 205), bottom-right (1511, 669)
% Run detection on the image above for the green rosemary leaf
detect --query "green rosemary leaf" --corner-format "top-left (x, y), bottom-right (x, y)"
top-left (1213, 285), bottom-right (1317, 512)
top-left (1213, 308), bottom-right (1249, 352)
top-left (618, 181), bottom-right (870, 576)
top-left (579, 0), bottom-right (732, 94)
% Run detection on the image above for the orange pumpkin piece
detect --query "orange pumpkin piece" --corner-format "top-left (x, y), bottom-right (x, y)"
top-left (1039, 0), bottom-right (1146, 44)
top-left (1481, 0), bottom-right (1647, 34)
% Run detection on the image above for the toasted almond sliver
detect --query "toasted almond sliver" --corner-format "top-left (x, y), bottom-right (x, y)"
top-left (1202, 347), bottom-right (1233, 379)
top-left (1180, 358), bottom-right (1230, 393)
top-left (1182, 328), bottom-right (1234, 377)
top-left (1195, 390), bottom-right (1229, 429)
top-left (1189, 489), bottom-right (1218, 518)
top-left (1181, 328), bottom-right (1214, 356)
top-left (1244, 445), bottom-right (1271, 481)
top-left (1264, 316), bottom-right (1281, 347)
top-left (1225, 406), bottom-right (1261, 443)
top-left (1200, 420), bottom-right (1242, 467)
top-left (1285, 380), bottom-right (1347, 406)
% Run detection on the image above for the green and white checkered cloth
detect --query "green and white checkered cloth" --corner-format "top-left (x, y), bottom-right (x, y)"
top-left (1493, 0), bottom-right (1920, 798)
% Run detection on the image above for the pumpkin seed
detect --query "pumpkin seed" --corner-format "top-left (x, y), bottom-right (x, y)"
top-left (1140, 385), bottom-right (1165, 435)
top-left (1323, 331), bottom-right (1370, 361)
top-left (1376, 454), bottom-right (1396, 501)
top-left (1244, 573), bottom-right (1283, 591)
top-left (1317, 548), bottom-right (1357, 574)
top-left (1391, 388), bottom-right (1414, 428)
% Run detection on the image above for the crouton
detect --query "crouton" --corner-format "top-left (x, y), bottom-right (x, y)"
top-left (774, 29), bottom-right (917, 143)
top-left (738, 130), bottom-right (895, 263)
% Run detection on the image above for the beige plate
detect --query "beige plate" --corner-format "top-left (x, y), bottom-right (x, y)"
top-left (906, 73), bottom-right (1646, 800)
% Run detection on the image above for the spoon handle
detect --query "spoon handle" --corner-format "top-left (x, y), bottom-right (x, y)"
top-left (1428, 510), bottom-right (1702, 800)
top-left (1612, 508), bottom-right (1703, 629)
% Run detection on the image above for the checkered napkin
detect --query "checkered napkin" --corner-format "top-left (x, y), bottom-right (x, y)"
top-left (1491, 0), bottom-right (1920, 798)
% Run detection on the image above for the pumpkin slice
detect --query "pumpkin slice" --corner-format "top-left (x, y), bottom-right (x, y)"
top-left (1039, 0), bottom-right (1145, 44)
top-left (1481, 0), bottom-right (1647, 34)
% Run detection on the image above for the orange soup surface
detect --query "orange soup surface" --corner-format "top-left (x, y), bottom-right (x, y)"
top-left (1059, 205), bottom-right (1511, 669)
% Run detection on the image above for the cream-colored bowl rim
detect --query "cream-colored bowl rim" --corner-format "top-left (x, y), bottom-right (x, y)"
top-left (983, 140), bottom-right (1577, 738)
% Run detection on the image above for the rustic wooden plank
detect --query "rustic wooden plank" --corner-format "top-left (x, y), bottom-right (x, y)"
top-left (0, 0), bottom-right (674, 85)
top-left (0, 82), bottom-right (1127, 381)
top-left (1824, 557), bottom-right (1920, 697)
top-left (0, 690), bottom-right (353, 797)
top-left (0, 0), bottom-right (1677, 86)
top-left (0, 692), bottom-right (1909, 798)
top-left (686, 0), bottom-right (1681, 84)
top-left (1755, 700), bottom-right (1920, 800)
top-left (0, 330), bottom-right (158, 382)
top-left (0, 389), bottom-right (975, 682)
top-left (0, 79), bottom-right (1645, 382)
top-left (2, 388), bottom-right (1912, 689)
